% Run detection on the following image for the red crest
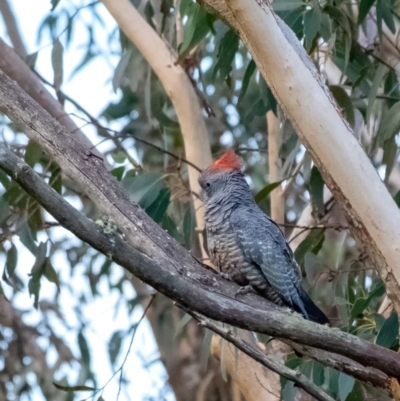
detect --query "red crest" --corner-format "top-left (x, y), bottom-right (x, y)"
top-left (210, 149), bottom-right (242, 171)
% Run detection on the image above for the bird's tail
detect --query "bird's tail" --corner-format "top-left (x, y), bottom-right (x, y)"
top-left (297, 289), bottom-right (330, 325)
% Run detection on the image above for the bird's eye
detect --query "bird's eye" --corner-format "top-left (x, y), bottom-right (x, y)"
top-left (206, 182), bottom-right (211, 187)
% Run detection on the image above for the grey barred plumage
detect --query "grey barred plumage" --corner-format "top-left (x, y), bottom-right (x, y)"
top-left (199, 149), bottom-right (330, 325)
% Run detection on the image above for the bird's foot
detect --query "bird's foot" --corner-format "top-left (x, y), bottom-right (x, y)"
top-left (219, 272), bottom-right (233, 281)
top-left (235, 285), bottom-right (255, 299)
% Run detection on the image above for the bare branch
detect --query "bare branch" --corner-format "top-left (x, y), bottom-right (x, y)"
top-left (0, 0), bottom-right (27, 57)
top-left (189, 312), bottom-right (335, 401)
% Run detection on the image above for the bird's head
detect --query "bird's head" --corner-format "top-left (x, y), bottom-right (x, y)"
top-left (198, 149), bottom-right (249, 205)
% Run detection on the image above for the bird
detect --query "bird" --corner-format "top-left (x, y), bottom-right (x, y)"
top-left (198, 149), bottom-right (330, 325)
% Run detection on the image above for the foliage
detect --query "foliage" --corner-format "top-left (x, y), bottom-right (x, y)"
top-left (1, 0), bottom-right (400, 400)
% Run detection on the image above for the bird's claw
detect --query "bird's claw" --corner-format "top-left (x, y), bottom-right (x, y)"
top-left (235, 285), bottom-right (255, 299)
top-left (219, 272), bottom-right (232, 281)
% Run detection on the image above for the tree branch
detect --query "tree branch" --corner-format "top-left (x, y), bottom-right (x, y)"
top-left (0, 74), bottom-right (400, 384)
top-left (0, 38), bottom-right (105, 164)
top-left (0, 0), bottom-right (27, 57)
top-left (189, 312), bottom-right (335, 401)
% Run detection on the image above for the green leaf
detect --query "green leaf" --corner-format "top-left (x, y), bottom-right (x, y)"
top-left (108, 331), bottom-right (123, 366)
top-left (367, 64), bottom-right (388, 123)
top-left (28, 203), bottom-right (44, 239)
top-left (2, 243), bottom-right (21, 290)
top-left (338, 372), bottom-right (355, 401)
top-left (324, 5), bottom-right (352, 72)
top-left (71, 49), bottom-right (97, 77)
top-left (324, 5), bottom-right (351, 37)
top-left (350, 282), bottom-right (385, 317)
top-left (346, 381), bottom-right (364, 401)
top-left (5, 243), bottom-right (17, 279)
top-left (49, 165), bottom-right (62, 194)
top-left (312, 360), bottom-right (325, 386)
top-left (244, 98), bottom-right (269, 123)
top-left (394, 190), bottom-right (400, 207)
top-left (238, 59), bottom-right (256, 105)
top-left (53, 382), bottom-right (95, 392)
top-left (382, 135), bottom-right (398, 183)
top-left (25, 52), bottom-right (38, 69)
top-left (25, 140), bottom-right (43, 168)
top-left (111, 166), bottom-right (125, 181)
top-left (358, 0), bottom-right (376, 24)
top-left (145, 188), bottom-right (170, 223)
top-left (78, 330), bottom-right (91, 366)
top-left (200, 329), bottom-right (213, 371)
top-left (212, 30), bottom-right (239, 81)
top-left (304, 252), bottom-right (324, 285)
top-left (112, 49), bottom-right (132, 92)
top-left (51, 0), bottom-right (61, 11)
top-left (179, 3), bottom-right (214, 57)
top-left (260, 78), bottom-right (277, 115)
top-left (28, 241), bottom-right (48, 309)
top-left (175, 313), bottom-right (192, 334)
top-left (309, 166), bottom-right (324, 216)
top-left (294, 228), bottom-right (325, 267)
top-left (122, 172), bottom-right (165, 208)
top-left (255, 181), bottom-right (282, 204)
top-left (18, 223), bottom-right (37, 254)
top-left (161, 215), bottom-right (183, 242)
top-left (51, 39), bottom-right (64, 91)
top-left (329, 85), bottom-right (355, 127)
top-left (183, 206), bottom-right (195, 249)
top-left (273, 0), bottom-right (304, 11)
top-left (282, 381), bottom-right (297, 401)
top-left (43, 260), bottom-right (60, 291)
top-left (375, 102), bottom-right (400, 148)
top-left (376, 311), bottom-right (399, 348)
top-left (0, 170), bottom-right (10, 189)
top-left (304, 5), bottom-right (322, 51)
top-left (377, 0), bottom-right (395, 36)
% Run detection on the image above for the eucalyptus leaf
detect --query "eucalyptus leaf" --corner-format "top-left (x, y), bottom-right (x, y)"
top-left (51, 39), bottom-right (64, 91)
top-left (338, 372), bottom-right (355, 401)
top-left (309, 166), bottom-right (325, 216)
top-left (358, 0), bottom-right (376, 24)
top-left (376, 311), bottom-right (399, 348)
top-left (294, 228), bottom-right (325, 267)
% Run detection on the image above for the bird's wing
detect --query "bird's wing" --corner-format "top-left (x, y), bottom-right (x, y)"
top-left (230, 207), bottom-right (302, 307)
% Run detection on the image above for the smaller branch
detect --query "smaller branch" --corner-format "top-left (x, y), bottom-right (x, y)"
top-left (35, 77), bottom-right (203, 173)
top-left (188, 311), bottom-right (335, 401)
top-left (279, 223), bottom-right (347, 231)
top-left (281, 156), bottom-right (304, 197)
top-left (116, 294), bottom-right (156, 401)
top-left (0, 0), bottom-right (27, 57)
top-left (286, 341), bottom-right (391, 391)
top-left (36, 73), bottom-right (142, 169)
top-left (359, 43), bottom-right (395, 71)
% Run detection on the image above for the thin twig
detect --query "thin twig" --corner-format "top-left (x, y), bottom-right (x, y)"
top-left (187, 311), bottom-right (335, 401)
top-left (116, 293), bottom-right (156, 401)
top-left (281, 157), bottom-right (304, 197)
